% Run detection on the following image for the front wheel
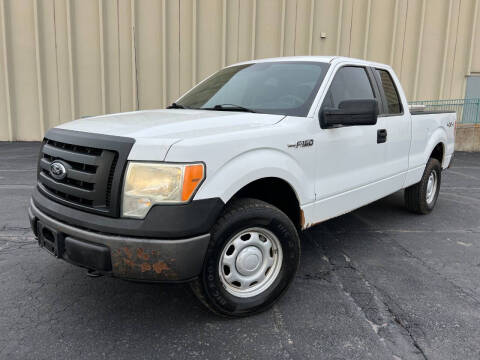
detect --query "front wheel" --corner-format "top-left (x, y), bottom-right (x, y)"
top-left (404, 157), bottom-right (442, 214)
top-left (191, 198), bottom-right (300, 317)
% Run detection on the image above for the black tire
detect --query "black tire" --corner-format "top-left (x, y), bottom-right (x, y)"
top-left (404, 157), bottom-right (442, 214)
top-left (191, 198), bottom-right (300, 317)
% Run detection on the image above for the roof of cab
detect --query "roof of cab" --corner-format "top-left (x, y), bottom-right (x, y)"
top-left (230, 56), bottom-right (335, 67)
top-left (229, 56), bottom-right (390, 69)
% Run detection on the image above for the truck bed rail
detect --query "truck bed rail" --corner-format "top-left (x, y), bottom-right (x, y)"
top-left (409, 98), bottom-right (479, 124)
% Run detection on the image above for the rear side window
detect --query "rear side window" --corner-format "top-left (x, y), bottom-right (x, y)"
top-left (323, 66), bottom-right (375, 108)
top-left (376, 69), bottom-right (402, 114)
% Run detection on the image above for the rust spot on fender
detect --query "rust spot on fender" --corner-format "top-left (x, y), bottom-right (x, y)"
top-left (300, 209), bottom-right (326, 229)
top-left (141, 263), bottom-right (152, 272)
top-left (304, 220), bottom-right (323, 230)
top-left (136, 248), bottom-right (150, 260)
top-left (123, 258), bottom-right (135, 268)
top-left (123, 247), bottom-right (133, 259)
top-left (152, 261), bottom-right (170, 274)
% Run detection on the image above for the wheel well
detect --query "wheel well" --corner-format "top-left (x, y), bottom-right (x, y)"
top-left (231, 177), bottom-right (301, 229)
top-left (430, 143), bottom-right (444, 165)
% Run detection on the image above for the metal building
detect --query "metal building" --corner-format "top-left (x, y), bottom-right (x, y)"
top-left (0, 0), bottom-right (479, 141)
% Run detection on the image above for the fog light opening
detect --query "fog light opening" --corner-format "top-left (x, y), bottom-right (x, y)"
top-left (42, 228), bottom-right (55, 243)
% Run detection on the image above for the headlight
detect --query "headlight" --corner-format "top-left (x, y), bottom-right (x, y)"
top-left (122, 162), bottom-right (205, 218)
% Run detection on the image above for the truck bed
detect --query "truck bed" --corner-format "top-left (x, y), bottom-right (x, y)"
top-left (410, 110), bottom-right (456, 115)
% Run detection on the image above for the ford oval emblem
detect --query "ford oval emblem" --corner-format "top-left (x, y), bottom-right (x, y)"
top-left (50, 161), bottom-right (67, 180)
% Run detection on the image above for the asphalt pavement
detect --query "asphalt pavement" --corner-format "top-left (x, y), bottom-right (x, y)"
top-left (1, 142), bottom-right (479, 359)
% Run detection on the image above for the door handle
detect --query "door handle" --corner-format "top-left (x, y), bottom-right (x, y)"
top-left (377, 129), bottom-right (387, 144)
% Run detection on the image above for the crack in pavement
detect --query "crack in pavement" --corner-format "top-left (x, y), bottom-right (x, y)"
top-left (389, 236), bottom-right (480, 307)
top-left (342, 210), bottom-right (480, 307)
top-left (384, 296), bottom-right (428, 360)
top-left (306, 231), bottom-right (428, 360)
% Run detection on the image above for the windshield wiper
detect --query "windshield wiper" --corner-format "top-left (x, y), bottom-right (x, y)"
top-left (167, 102), bottom-right (188, 109)
top-left (204, 104), bottom-right (257, 113)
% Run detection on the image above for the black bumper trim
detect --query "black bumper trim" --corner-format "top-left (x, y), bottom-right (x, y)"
top-left (29, 201), bottom-right (210, 282)
top-left (32, 187), bottom-right (224, 239)
top-left (64, 237), bottom-right (112, 272)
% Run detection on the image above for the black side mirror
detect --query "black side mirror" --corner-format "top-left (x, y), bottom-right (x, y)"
top-left (321, 99), bottom-right (379, 128)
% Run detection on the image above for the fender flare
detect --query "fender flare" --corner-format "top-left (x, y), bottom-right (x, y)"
top-left (194, 148), bottom-right (310, 205)
top-left (424, 127), bottom-right (447, 167)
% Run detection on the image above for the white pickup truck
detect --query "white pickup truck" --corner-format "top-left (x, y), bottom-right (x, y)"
top-left (29, 56), bottom-right (455, 317)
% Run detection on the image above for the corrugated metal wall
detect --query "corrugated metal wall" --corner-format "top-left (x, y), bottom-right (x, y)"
top-left (0, 0), bottom-right (479, 141)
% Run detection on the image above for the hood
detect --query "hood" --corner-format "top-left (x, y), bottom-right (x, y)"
top-left (58, 109), bottom-right (284, 139)
top-left (57, 109), bottom-right (284, 161)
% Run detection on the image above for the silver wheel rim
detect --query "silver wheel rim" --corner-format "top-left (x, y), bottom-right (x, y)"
top-left (426, 170), bottom-right (438, 205)
top-left (219, 227), bottom-right (283, 298)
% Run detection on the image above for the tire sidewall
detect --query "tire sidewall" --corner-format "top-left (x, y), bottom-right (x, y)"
top-left (202, 205), bottom-right (299, 316)
top-left (423, 159), bottom-right (442, 211)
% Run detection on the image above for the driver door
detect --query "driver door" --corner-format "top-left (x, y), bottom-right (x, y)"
top-left (313, 65), bottom-right (395, 222)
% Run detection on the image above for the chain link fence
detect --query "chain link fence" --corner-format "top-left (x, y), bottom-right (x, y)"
top-left (408, 98), bottom-right (480, 124)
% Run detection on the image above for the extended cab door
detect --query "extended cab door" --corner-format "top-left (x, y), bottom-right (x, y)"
top-left (312, 64), bottom-right (407, 223)
top-left (371, 67), bottom-right (411, 184)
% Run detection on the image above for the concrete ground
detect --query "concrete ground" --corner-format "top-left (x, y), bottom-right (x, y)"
top-left (1, 142), bottom-right (479, 360)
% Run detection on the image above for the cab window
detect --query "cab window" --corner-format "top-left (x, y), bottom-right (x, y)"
top-left (375, 69), bottom-right (402, 114)
top-left (323, 66), bottom-right (375, 109)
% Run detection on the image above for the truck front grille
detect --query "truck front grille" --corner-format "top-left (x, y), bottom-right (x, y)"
top-left (37, 129), bottom-right (134, 217)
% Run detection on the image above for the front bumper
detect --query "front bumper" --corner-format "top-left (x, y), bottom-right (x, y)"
top-left (29, 199), bottom-right (210, 282)
top-left (32, 187), bottom-right (224, 239)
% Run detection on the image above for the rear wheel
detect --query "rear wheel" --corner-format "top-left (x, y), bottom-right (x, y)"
top-left (404, 157), bottom-right (442, 214)
top-left (191, 198), bottom-right (300, 317)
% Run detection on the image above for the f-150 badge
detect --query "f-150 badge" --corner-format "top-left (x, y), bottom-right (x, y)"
top-left (288, 139), bottom-right (314, 148)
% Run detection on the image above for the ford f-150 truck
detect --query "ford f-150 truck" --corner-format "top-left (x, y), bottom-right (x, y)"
top-left (29, 56), bottom-right (455, 317)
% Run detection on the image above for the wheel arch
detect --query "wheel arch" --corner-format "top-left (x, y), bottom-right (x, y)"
top-left (430, 142), bottom-right (445, 165)
top-left (424, 127), bottom-right (448, 168)
top-left (194, 147), bottom-right (312, 204)
top-left (193, 148), bottom-right (314, 230)
top-left (229, 177), bottom-right (303, 230)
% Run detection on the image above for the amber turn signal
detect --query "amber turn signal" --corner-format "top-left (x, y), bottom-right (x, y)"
top-left (181, 164), bottom-right (205, 201)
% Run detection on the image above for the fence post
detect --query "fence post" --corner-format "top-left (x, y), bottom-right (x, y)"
top-left (408, 98), bottom-right (480, 124)
top-left (476, 99), bottom-right (480, 124)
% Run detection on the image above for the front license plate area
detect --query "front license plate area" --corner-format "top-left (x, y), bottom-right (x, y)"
top-left (37, 222), bottom-right (64, 258)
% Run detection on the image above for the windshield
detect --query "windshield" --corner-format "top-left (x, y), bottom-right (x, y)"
top-left (176, 61), bottom-right (330, 117)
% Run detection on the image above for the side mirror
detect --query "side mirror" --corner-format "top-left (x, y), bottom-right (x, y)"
top-left (321, 99), bottom-right (379, 128)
